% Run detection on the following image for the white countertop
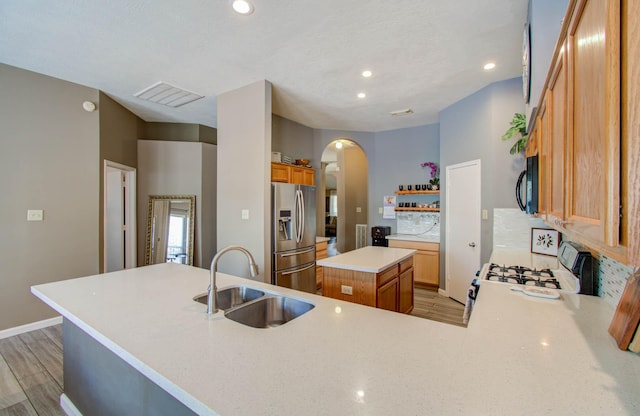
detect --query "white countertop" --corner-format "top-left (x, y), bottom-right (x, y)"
top-left (316, 246), bottom-right (415, 272)
top-left (315, 236), bottom-right (331, 243)
top-left (31, 263), bottom-right (640, 415)
top-left (386, 233), bottom-right (440, 243)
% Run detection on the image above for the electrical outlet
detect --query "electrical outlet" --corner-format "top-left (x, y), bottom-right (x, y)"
top-left (341, 285), bottom-right (353, 295)
top-left (356, 207), bottom-right (361, 213)
top-left (27, 209), bottom-right (43, 221)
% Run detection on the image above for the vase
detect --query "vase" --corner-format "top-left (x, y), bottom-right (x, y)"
top-left (432, 184), bottom-right (439, 191)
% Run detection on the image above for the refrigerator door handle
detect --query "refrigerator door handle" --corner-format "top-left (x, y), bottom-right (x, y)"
top-left (279, 247), bottom-right (315, 257)
top-left (299, 189), bottom-right (305, 242)
top-left (280, 263), bottom-right (315, 276)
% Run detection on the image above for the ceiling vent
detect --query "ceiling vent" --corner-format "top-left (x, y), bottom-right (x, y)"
top-left (389, 108), bottom-right (414, 116)
top-left (134, 81), bottom-right (204, 108)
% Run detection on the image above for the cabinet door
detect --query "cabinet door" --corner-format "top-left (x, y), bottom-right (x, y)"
top-left (302, 168), bottom-right (315, 186)
top-left (377, 278), bottom-right (398, 312)
top-left (547, 45), bottom-right (567, 226)
top-left (565, 0), bottom-right (621, 246)
top-left (414, 250), bottom-right (439, 287)
top-left (537, 102), bottom-right (548, 216)
top-left (398, 268), bottom-right (414, 314)
top-left (271, 163), bottom-right (290, 183)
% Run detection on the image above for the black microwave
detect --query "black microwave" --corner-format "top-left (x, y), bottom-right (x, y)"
top-left (516, 154), bottom-right (538, 214)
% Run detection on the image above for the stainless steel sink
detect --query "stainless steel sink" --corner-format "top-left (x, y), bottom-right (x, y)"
top-left (224, 295), bottom-right (315, 328)
top-left (193, 286), bottom-right (265, 310)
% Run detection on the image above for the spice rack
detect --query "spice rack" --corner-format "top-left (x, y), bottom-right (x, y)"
top-left (394, 190), bottom-right (440, 212)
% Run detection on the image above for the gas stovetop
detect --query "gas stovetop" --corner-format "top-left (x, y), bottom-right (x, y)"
top-left (484, 263), bottom-right (563, 289)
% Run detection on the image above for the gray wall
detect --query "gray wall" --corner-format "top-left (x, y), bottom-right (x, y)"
top-left (370, 124), bottom-right (440, 235)
top-left (99, 92), bottom-right (143, 272)
top-left (272, 114), bottom-right (314, 163)
top-left (439, 77), bottom-right (525, 289)
top-left (526, 0), bottom-right (570, 125)
top-left (142, 122), bottom-right (217, 145)
top-left (338, 146), bottom-right (369, 252)
top-left (217, 81), bottom-right (272, 281)
top-left (0, 63), bottom-right (100, 330)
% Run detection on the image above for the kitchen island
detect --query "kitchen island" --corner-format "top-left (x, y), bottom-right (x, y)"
top-left (31, 263), bottom-right (640, 415)
top-left (317, 246), bottom-right (415, 313)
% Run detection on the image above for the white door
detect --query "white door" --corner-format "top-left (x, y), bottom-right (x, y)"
top-left (104, 161), bottom-right (136, 272)
top-left (446, 159), bottom-right (481, 303)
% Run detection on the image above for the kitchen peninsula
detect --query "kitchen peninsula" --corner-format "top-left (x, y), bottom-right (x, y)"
top-left (31, 263), bottom-right (640, 415)
top-left (317, 246), bottom-right (415, 313)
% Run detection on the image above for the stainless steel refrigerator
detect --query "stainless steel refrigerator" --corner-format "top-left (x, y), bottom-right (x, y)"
top-left (272, 183), bottom-right (316, 293)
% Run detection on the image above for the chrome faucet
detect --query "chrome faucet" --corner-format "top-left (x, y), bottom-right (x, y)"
top-left (207, 245), bottom-right (259, 315)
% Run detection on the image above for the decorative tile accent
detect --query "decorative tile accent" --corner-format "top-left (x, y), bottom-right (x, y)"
top-left (397, 212), bottom-right (440, 237)
top-left (493, 208), bottom-right (547, 250)
top-left (598, 255), bottom-right (635, 307)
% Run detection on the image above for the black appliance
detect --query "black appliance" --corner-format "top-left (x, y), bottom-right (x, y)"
top-left (516, 154), bottom-right (538, 214)
top-left (557, 240), bottom-right (597, 296)
top-left (371, 226), bottom-right (391, 247)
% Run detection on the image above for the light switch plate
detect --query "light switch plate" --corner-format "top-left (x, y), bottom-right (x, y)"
top-left (378, 207), bottom-right (383, 214)
top-left (356, 207), bottom-right (361, 213)
top-left (241, 209), bottom-right (249, 220)
top-left (27, 209), bottom-right (44, 221)
top-left (482, 209), bottom-right (488, 220)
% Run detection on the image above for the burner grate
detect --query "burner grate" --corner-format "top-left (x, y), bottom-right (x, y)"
top-left (486, 263), bottom-right (561, 289)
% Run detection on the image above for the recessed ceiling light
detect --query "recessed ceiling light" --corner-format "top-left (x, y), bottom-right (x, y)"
top-left (357, 92), bottom-right (366, 99)
top-left (335, 141), bottom-right (343, 149)
top-left (232, 0), bottom-right (254, 15)
top-left (484, 62), bottom-right (496, 70)
top-left (362, 70), bottom-right (372, 78)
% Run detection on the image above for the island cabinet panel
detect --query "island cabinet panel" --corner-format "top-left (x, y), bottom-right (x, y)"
top-left (315, 240), bottom-right (328, 289)
top-left (322, 268), bottom-right (377, 306)
top-left (322, 256), bottom-right (413, 314)
top-left (388, 240), bottom-right (439, 288)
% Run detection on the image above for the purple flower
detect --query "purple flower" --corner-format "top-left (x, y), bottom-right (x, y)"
top-left (420, 162), bottom-right (440, 178)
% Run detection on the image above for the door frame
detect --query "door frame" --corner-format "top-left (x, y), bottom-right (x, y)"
top-left (444, 159), bottom-right (481, 301)
top-left (103, 160), bottom-right (137, 272)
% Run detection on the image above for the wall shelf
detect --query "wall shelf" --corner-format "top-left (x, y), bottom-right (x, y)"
top-left (395, 207), bottom-right (440, 212)
top-left (395, 190), bottom-right (440, 195)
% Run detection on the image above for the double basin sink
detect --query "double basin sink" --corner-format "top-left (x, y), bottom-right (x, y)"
top-left (193, 286), bottom-right (314, 328)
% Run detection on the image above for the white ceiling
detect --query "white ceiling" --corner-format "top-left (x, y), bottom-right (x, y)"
top-left (0, 0), bottom-right (528, 132)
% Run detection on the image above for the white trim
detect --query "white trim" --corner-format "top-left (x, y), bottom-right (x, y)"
top-left (0, 316), bottom-right (62, 339)
top-left (60, 393), bottom-right (83, 416)
top-left (103, 160), bottom-right (137, 272)
top-left (438, 288), bottom-right (448, 297)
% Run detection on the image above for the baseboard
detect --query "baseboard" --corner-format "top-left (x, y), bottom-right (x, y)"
top-left (0, 316), bottom-right (62, 340)
top-left (60, 394), bottom-right (83, 416)
top-left (438, 288), bottom-right (448, 297)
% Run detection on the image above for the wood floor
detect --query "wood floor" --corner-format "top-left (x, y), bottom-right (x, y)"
top-left (0, 289), bottom-right (463, 415)
top-left (0, 326), bottom-right (64, 416)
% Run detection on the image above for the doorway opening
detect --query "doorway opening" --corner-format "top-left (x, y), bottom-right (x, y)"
top-left (104, 160), bottom-right (137, 272)
top-left (320, 138), bottom-right (368, 255)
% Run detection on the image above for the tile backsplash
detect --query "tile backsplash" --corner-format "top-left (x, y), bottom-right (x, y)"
top-left (396, 212), bottom-right (440, 236)
top-left (598, 255), bottom-right (635, 307)
top-left (493, 208), bottom-right (636, 307)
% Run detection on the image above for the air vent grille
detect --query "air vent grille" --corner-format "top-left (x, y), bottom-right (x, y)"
top-left (133, 81), bottom-right (203, 108)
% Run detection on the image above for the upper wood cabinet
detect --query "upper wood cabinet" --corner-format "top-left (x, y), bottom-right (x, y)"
top-left (271, 162), bottom-right (314, 186)
top-left (526, 0), bottom-right (640, 264)
top-left (564, 0), bottom-right (620, 247)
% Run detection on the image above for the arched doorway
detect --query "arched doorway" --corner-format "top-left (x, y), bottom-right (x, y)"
top-left (320, 139), bottom-right (368, 254)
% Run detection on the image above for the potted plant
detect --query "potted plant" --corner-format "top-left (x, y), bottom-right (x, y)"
top-left (502, 113), bottom-right (528, 155)
top-left (420, 162), bottom-right (440, 190)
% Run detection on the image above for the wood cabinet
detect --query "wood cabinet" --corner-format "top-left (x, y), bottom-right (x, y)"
top-left (322, 256), bottom-right (414, 314)
top-left (525, 0), bottom-right (640, 265)
top-left (271, 162), bottom-right (314, 186)
top-left (315, 240), bottom-right (328, 289)
top-left (388, 240), bottom-right (439, 288)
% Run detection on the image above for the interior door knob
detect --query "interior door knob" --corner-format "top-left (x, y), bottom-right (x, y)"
top-left (468, 242), bottom-right (476, 247)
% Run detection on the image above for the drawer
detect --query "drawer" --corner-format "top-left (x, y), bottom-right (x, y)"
top-left (399, 257), bottom-right (413, 273)
top-left (377, 265), bottom-right (398, 287)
